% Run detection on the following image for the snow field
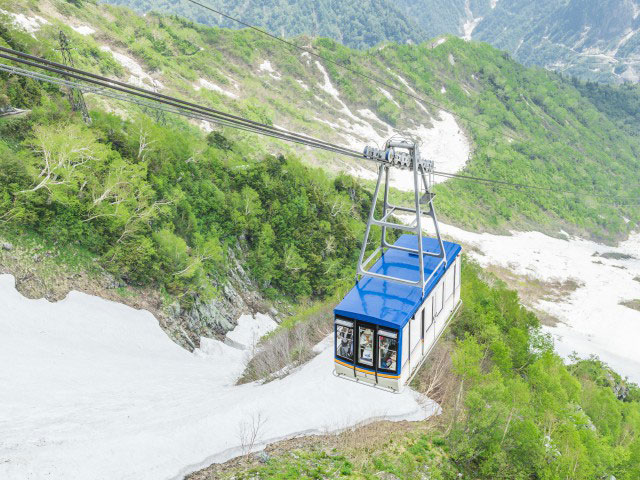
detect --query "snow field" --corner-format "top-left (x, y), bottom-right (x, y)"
top-left (0, 275), bottom-right (434, 480)
top-left (70, 25), bottom-right (95, 36)
top-left (311, 61), bottom-right (470, 189)
top-left (414, 221), bottom-right (640, 383)
top-left (99, 46), bottom-right (164, 90)
top-left (258, 60), bottom-right (282, 80)
top-left (0, 9), bottom-right (48, 35)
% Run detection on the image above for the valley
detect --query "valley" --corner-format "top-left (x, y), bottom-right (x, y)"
top-left (1, 1), bottom-right (640, 479)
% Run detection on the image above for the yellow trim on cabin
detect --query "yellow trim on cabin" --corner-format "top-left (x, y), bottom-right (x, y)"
top-left (334, 358), bottom-right (400, 379)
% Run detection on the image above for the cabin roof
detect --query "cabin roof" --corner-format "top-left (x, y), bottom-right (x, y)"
top-left (334, 234), bottom-right (462, 330)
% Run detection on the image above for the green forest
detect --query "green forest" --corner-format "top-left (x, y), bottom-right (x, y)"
top-left (100, 0), bottom-right (426, 49)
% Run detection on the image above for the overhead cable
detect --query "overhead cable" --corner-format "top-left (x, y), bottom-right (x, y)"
top-left (184, 0), bottom-right (524, 143)
top-left (0, 47), bottom-right (638, 207)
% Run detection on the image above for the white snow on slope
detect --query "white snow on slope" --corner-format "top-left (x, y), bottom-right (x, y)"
top-left (70, 25), bottom-right (95, 36)
top-left (462, 0), bottom-right (482, 40)
top-left (372, 112), bottom-right (471, 192)
top-left (0, 9), bottom-right (48, 35)
top-left (258, 60), bottom-right (281, 80)
top-left (0, 275), bottom-right (434, 480)
top-left (225, 313), bottom-right (278, 350)
top-left (315, 60), bottom-right (341, 99)
top-left (312, 61), bottom-right (469, 190)
top-left (378, 87), bottom-right (401, 108)
top-left (432, 37), bottom-right (447, 48)
top-left (414, 222), bottom-right (640, 383)
top-left (194, 78), bottom-right (238, 98)
top-left (100, 46), bottom-right (164, 90)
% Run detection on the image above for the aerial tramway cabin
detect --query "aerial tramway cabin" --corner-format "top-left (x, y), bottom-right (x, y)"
top-left (333, 138), bottom-right (462, 392)
top-left (333, 234), bottom-right (462, 392)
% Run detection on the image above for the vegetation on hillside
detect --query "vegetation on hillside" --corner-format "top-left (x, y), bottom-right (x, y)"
top-left (0, 105), bottom-right (380, 306)
top-left (102, 0), bottom-right (640, 83)
top-left (203, 261), bottom-right (640, 479)
top-left (100, 0), bottom-right (425, 49)
top-left (2, 5), bottom-right (640, 477)
top-left (473, 0), bottom-right (640, 83)
top-left (571, 78), bottom-right (640, 136)
top-left (1, 0), bottom-right (639, 307)
top-left (2, 2), bottom-right (639, 243)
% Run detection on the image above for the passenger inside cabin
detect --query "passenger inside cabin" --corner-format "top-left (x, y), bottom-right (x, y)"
top-left (379, 336), bottom-right (398, 371)
top-left (337, 325), bottom-right (353, 359)
top-left (359, 328), bottom-right (373, 365)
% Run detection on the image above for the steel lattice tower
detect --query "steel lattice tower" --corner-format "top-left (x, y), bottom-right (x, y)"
top-left (58, 31), bottom-right (91, 124)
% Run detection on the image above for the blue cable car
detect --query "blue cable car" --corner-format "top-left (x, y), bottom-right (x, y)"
top-left (334, 234), bottom-right (462, 392)
top-left (334, 139), bottom-right (462, 392)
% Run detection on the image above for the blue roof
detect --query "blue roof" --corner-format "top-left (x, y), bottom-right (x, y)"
top-left (334, 234), bottom-right (461, 330)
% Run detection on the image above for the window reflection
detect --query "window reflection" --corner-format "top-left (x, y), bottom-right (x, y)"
top-left (379, 334), bottom-right (398, 372)
top-left (336, 325), bottom-right (353, 360)
top-left (358, 326), bottom-right (374, 366)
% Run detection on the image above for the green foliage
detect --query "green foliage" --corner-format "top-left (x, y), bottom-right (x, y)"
top-left (101, 0), bottom-right (427, 49)
top-left (4, 0), bottom-right (638, 241)
top-left (0, 103), bottom-right (370, 305)
top-left (222, 261), bottom-right (640, 479)
top-left (573, 78), bottom-right (640, 136)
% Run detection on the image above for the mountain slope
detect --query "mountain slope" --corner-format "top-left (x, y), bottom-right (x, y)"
top-left (473, 0), bottom-right (640, 83)
top-left (99, 0), bottom-right (425, 49)
top-left (99, 0), bottom-right (640, 83)
top-left (1, 1), bottom-right (639, 241)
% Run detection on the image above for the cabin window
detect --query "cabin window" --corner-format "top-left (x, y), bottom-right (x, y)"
top-left (378, 330), bottom-right (398, 372)
top-left (434, 284), bottom-right (443, 315)
top-left (358, 325), bottom-right (375, 366)
top-left (443, 268), bottom-right (454, 302)
top-left (335, 319), bottom-right (354, 361)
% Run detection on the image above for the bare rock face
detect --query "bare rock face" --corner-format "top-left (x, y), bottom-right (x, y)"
top-left (166, 248), bottom-right (269, 351)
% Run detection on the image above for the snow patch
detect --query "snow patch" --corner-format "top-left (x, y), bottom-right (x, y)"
top-left (258, 60), bottom-right (281, 80)
top-left (462, 0), bottom-right (482, 40)
top-left (0, 9), bottom-right (48, 35)
top-left (99, 46), bottom-right (164, 90)
top-left (440, 85), bottom-right (447, 94)
top-left (225, 313), bottom-right (278, 350)
top-left (199, 120), bottom-right (214, 133)
top-left (70, 24), bottom-right (95, 36)
top-left (387, 72), bottom-right (429, 113)
top-left (390, 71), bottom-right (418, 95)
top-left (463, 17), bottom-right (483, 40)
top-left (313, 60), bottom-right (394, 148)
top-left (412, 223), bottom-right (640, 384)
top-left (0, 275), bottom-right (434, 479)
top-left (387, 111), bottom-right (471, 191)
top-left (378, 87), bottom-right (401, 108)
top-left (315, 60), bottom-right (341, 99)
top-left (431, 37), bottom-right (447, 48)
top-left (194, 77), bottom-right (238, 98)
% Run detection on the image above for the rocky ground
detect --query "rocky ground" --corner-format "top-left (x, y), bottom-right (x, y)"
top-left (0, 233), bottom-right (274, 350)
